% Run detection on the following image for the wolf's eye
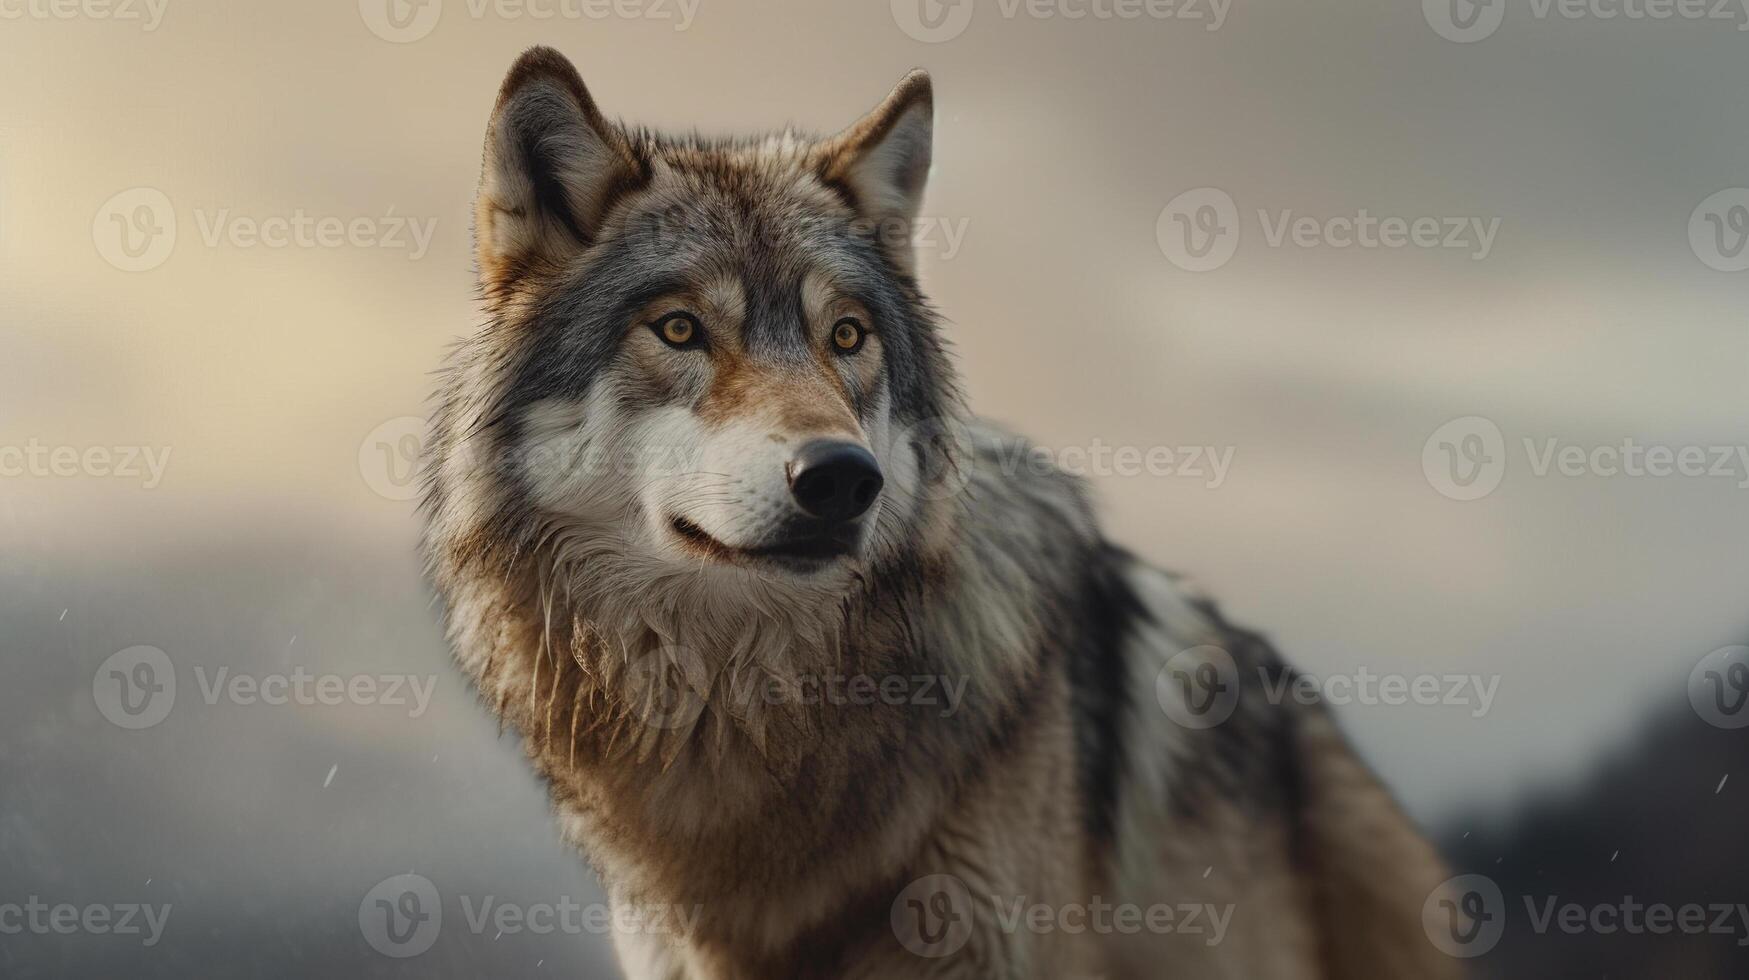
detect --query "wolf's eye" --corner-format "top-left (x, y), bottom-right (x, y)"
top-left (653, 313), bottom-right (702, 349)
top-left (831, 317), bottom-right (866, 354)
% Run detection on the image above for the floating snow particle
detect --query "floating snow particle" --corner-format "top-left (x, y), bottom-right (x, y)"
top-left (1718, 774), bottom-right (1730, 795)
top-left (1610, 851), bottom-right (1619, 862)
top-left (59, 609), bottom-right (67, 621)
top-left (323, 764), bottom-right (338, 788)
top-left (1202, 867), bottom-right (1213, 878)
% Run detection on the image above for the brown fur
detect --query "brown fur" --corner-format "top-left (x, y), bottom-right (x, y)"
top-left (425, 47), bottom-right (1464, 980)
top-left (696, 353), bottom-right (858, 436)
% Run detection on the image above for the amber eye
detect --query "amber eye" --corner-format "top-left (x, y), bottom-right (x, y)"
top-left (653, 313), bottom-right (701, 348)
top-left (832, 317), bottom-right (866, 354)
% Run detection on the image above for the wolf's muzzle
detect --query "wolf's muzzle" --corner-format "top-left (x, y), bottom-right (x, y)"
top-left (788, 440), bottom-right (882, 525)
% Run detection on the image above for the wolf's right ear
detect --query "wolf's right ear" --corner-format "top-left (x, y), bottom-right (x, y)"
top-left (475, 47), bottom-right (643, 297)
top-left (819, 70), bottom-right (934, 275)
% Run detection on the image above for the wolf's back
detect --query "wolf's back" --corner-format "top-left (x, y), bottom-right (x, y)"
top-left (1070, 534), bottom-right (1461, 978)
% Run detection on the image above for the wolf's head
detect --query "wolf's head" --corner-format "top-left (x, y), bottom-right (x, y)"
top-left (428, 48), bottom-right (962, 615)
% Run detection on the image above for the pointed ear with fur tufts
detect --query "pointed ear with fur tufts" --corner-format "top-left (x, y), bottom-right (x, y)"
top-left (474, 47), bottom-right (645, 298)
top-left (820, 70), bottom-right (935, 273)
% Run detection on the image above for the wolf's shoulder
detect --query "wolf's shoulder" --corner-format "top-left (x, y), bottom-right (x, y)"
top-left (951, 418), bottom-right (1294, 691)
top-left (962, 419), bottom-right (1276, 628)
top-left (958, 418), bottom-right (1101, 546)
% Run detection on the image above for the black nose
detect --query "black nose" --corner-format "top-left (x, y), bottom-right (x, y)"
top-left (789, 440), bottom-right (883, 524)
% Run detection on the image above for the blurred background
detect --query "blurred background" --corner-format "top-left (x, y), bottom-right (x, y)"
top-left (2, 0), bottom-right (1746, 975)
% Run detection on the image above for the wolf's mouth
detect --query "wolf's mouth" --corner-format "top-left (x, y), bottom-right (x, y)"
top-left (668, 516), bottom-right (858, 569)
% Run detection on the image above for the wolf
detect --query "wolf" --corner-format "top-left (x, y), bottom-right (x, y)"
top-left (421, 46), bottom-right (1462, 979)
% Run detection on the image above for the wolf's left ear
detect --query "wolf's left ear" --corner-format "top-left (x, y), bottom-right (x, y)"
top-left (821, 70), bottom-right (934, 266)
top-left (475, 47), bottom-right (644, 298)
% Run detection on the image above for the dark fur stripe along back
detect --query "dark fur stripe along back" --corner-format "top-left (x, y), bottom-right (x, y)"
top-left (1065, 544), bottom-right (1152, 855)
